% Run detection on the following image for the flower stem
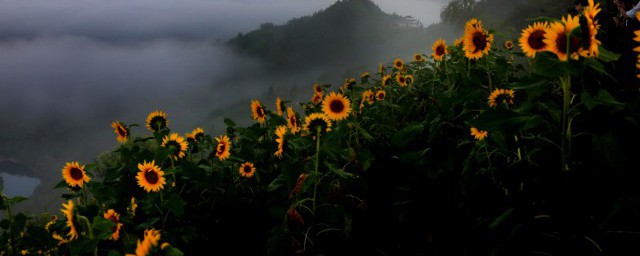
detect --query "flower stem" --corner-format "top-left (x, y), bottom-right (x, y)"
top-left (560, 74), bottom-right (571, 172)
top-left (78, 216), bottom-right (97, 256)
top-left (311, 126), bottom-right (321, 253)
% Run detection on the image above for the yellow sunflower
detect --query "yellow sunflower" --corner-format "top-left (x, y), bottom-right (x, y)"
top-left (361, 72), bottom-right (370, 79)
top-left (519, 22), bottom-right (549, 58)
top-left (162, 133), bottom-right (188, 160)
top-left (405, 74), bottom-right (414, 86)
top-left (322, 92), bottom-right (352, 121)
top-left (145, 110), bottom-right (168, 132)
top-left (215, 135), bottom-right (232, 161)
top-left (504, 40), bottom-right (514, 50)
top-left (136, 160), bottom-right (166, 193)
top-left (61, 200), bottom-right (78, 240)
top-left (313, 83), bottom-right (323, 94)
top-left (52, 232), bottom-right (69, 245)
top-left (276, 97), bottom-right (286, 116)
top-left (239, 162), bottom-right (256, 178)
top-left (286, 107), bottom-right (301, 134)
top-left (580, 7), bottom-right (601, 58)
top-left (359, 90), bottom-right (374, 111)
top-left (311, 92), bottom-right (323, 105)
top-left (111, 121), bottom-right (128, 143)
top-left (133, 229), bottom-right (162, 256)
top-left (127, 197), bottom-right (138, 217)
top-left (463, 21), bottom-right (494, 60)
top-left (274, 125), bottom-right (287, 159)
top-left (376, 90), bottom-right (386, 101)
top-left (61, 161), bottom-right (90, 188)
top-left (186, 127), bottom-right (205, 143)
top-left (454, 37), bottom-right (463, 47)
top-left (382, 74), bottom-right (392, 86)
top-left (343, 78), bottom-right (356, 90)
top-left (431, 39), bottom-right (448, 61)
top-left (250, 100), bottom-right (266, 124)
top-left (396, 73), bottom-right (407, 87)
top-left (488, 88), bottom-right (516, 107)
top-left (583, 0), bottom-right (601, 30)
top-left (413, 53), bottom-right (424, 62)
top-left (393, 58), bottom-right (404, 70)
top-left (104, 209), bottom-right (123, 241)
top-left (544, 15), bottom-right (582, 61)
top-left (303, 113), bottom-right (332, 134)
top-left (470, 127), bottom-right (488, 141)
top-left (465, 18), bottom-right (482, 30)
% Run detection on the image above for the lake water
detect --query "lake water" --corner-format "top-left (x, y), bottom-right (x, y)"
top-left (0, 172), bottom-right (41, 198)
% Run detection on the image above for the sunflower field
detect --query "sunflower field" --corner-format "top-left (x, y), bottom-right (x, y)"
top-left (3, 1), bottom-right (640, 255)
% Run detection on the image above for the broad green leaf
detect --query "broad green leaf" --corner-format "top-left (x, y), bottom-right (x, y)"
top-left (166, 193), bottom-right (185, 218)
top-left (391, 123), bottom-right (425, 148)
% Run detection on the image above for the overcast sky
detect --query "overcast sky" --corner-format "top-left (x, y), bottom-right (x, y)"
top-left (0, 0), bottom-right (446, 41)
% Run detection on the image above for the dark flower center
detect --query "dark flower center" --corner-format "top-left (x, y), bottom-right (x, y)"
top-left (556, 33), bottom-right (581, 55)
top-left (243, 166), bottom-right (252, 174)
top-left (167, 141), bottom-right (180, 156)
top-left (217, 143), bottom-right (226, 155)
top-left (377, 92), bottom-right (385, 100)
top-left (257, 107), bottom-right (265, 118)
top-left (406, 77), bottom-right (413, 84)
top-left (70, 168), bottom-right (84, 180)
top-left (395, 61), bottom-right (402, 68)
top-left (145, 170), bottom-right (159, 185)
top-left (472, 32), bottom-right (487, 51)
top-left (528, 30), bottom-right (546, 50)
top-left (108, 215), bottom-right (118, 232)
top-left (329, 100), bottom-right (344, 113)
top-left (436, 45), bottom-right (445, 56)
top-left (399, 77), bottom-right (406, 83)
top-left (116, 126), bottom-right (127, 137)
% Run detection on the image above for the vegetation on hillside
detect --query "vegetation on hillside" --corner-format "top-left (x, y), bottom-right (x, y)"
top-left (3, 0), bottom-right (640, 255)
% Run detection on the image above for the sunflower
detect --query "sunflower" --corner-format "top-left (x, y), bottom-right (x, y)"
top-left (470, 127), bottom-right (488, 141)
top-left (463, 21), bottom-right (494, 60)
top-left (454, 36), bottom-right (463, 47)
top-left (431, 39), bottom-right (448, 61)
top-left (322, 92), bottom-right (352, 121)
top-left (276, 97), bottom-right (286, 116)
top-left (136, 160), bottom-right (166, 193)
top-left (145, 110), bottom-right (168, 132)
top-left (360, 90), bottom-right (374, 111)
top-left (104, 209), bottom-right (123, 241)
top-left (133, 229), bottom-right (162, 256)
top-left (580, 9), bottom-right (601, 58)
top-left (465, 18), bottom-right (483, 30)
top-left (405, 74), bottom-right (414, 86)
top-left (519, 22), bottom-right (549, 58)
top-left (127, 197), bottom-right (138, 217)
top-left (583, 0), bottom-right (601, 30)
top-left (361, 72), bottom-right (370, 79)
top-left (61, 200), bottom-right (78, 240)
top-left (251, 100), bottom-right (266, 124)
top-left (413, 53), bottom-right (424, 62)
top-left (274, 125), bottom-right (287, 159)
top-left (186, 127), bottom-right (205, 143)
top-left (286, 107), bottom-right (301, 134)
top-left (162, 133), bottom-right (188, 160)
top-left (396, 73), bottom-right (407, 87)
top-left (311, 92), bottom-right (323, 105)
top-left (45, 215), bottom-right (57, 232)
top-left (544, 15), bottom-right (582, 61)
top-left (382, 74), bottom-right (392, 86)
top-left (393, 58), bottom-right (404, 70)
top-left (343, 78), bottom-right (356, 90)
top-left (313, 83), bottom-right (323, 94)
top-left (61, 161), bottom-right (90, 188)
top-left (303, 113), bottom-right (332, 135)
top-left (504, 40), bottom-right (514, 50)
top-left (239, 162), bottom-right (256, 178)
top-left (215, 135), bottom-right (231, 161)
top-left (376, 90), bottom-right (386, 101)
top-left (111, 121), bottom-right (128, 143)
top-left (52, 232), bottom-right (69, 245)
top-left (488, 88), bottom-right (516, 107)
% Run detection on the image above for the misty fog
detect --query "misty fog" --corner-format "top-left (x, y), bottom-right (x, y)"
top-left (0, 0), bottom-right (448, 212)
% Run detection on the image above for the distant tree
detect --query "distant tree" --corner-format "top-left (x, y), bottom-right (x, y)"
top-left (440, 0), bottom-right (478, 26)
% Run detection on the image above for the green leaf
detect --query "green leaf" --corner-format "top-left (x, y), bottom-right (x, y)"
top-left (54, 180), bottom-right (68, 189)
top-left (391, 123), bottom-right (425, 148)
top-left (584, 58), bottom-right (616, 81)
top-left (581, 91), bottom-right (596, 110)
top-left (532, 52), bottom-right (571, 78)
top-left (324, 161), bottom-right (354, 179)
top-left (107, 251), bottom-right (123, 256)
top-left (92, 216), bottom-right (116, 240)
top-left (267, 175), bottom-right (285, 192)
top-left (595, 89), bottom-right (625, 107)
top-left (490, 208), bottom-right (515, 230)
top-left (166, 193), bottom-right (185, 218)
top-left (166, 247), bottom-right (185, 256)
top-left (597, 46), bottom-right (621, 62)
top-left (358, 126), bottom-right (374, 142)
top-left (6, 196), bottom-right (28, 205)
